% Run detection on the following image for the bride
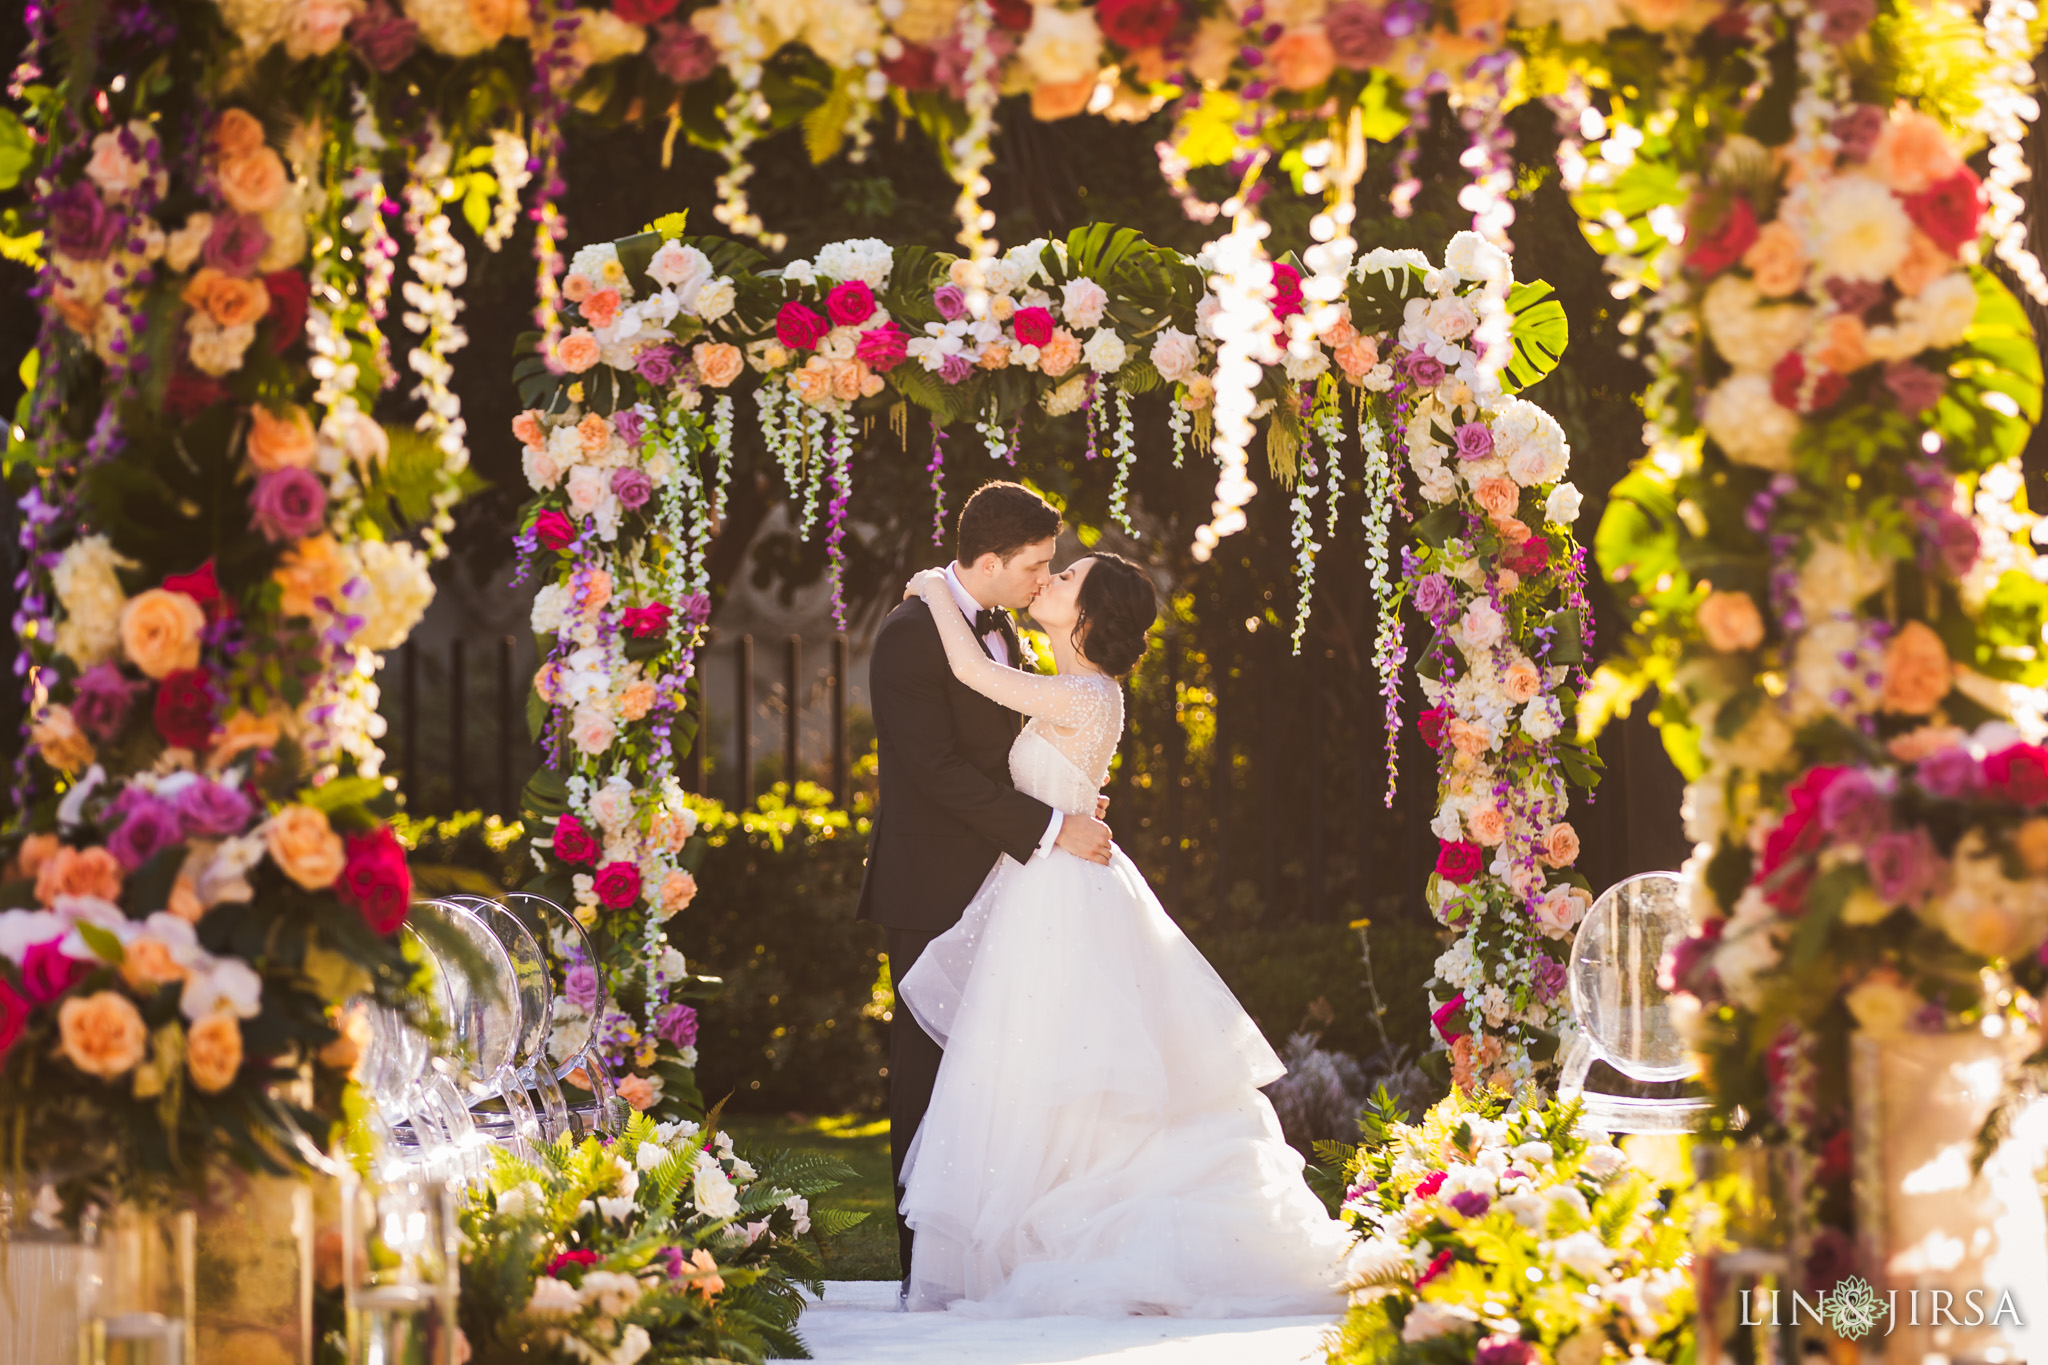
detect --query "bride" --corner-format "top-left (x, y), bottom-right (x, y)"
top-left (895, 553), bottom-right (1355, 1317)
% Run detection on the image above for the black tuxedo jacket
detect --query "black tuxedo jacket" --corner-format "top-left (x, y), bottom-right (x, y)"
top-left (855, 596), bottom-right (1055, 934)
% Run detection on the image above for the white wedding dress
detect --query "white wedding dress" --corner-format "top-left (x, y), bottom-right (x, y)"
top-left (896, 579), bottom-right (1354, 1318)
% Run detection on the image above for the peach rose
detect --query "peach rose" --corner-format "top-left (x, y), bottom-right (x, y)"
top-left (1473, 476), bottom-right (1519, 521)
top-left (789, 359), bottom-right (835, 407)
top-left (1322, 318), bottom-right (1358, 349)
top-left (1180, 374), bottom-right (1214, 410)
top-left (555, 330), bottom-right (601, 373)
top-left (1030, 79), bottom-right (1094, 121)
top-left (1494, 516), bottom-right (1532, 545)
top-left (1892, 231), bottom-right (1951, 297)
top-left (1038, 328), bottom-right (1082, 378)
top-left (829, 360), bottom-right (867, 402)
top-left (217, 148), bottom-right (288, 215)
top-left (1813, 313), bottom-right (1870, 374)
top-left (213, 109), bottom-right (266, 159)
top-left (2016, 818), bottom-right (2048, 876)
top-left (209, 709), bottom-right (285, 771)
top-left (512, 411), bottom-right (547, 450)
top-left (1453, 0), bottom-right (1511, 37)
top-left (274, 534), bottom-right (352, 619)
top-left (1333, 335), bottom-right (1379, 378)
top-left (581, 288), bottom-right (622, 330)
top-left (168, 874), bottom-right (205, 924)
top-left (1495, 568), bottom-right (1521, 594)
top-left (13, 832), bottom-right (60, 882)
top-left (36, 846), bottom-right (125, 907)
top-left (1888, 724), bottom-right (1968, 764)
top-left (265, 804), bottom-right (345, 890)
top-left (248, 404), bottom-right (317, 472)
top-left (562, 273), bottom-right (594, 303)
top-left (1503, 659), bottom-right (1543, 704)
top-left (571, 708), bottom-right (617, 756)
top-left (1870, 111), bottom-right (1961, 196)
top-left (121, 588), bottom-right (207, 679)
top-left (1741, 220), bottom-right (1806, 298)
top-left (694, 342), bottom-right (744, 388)
top-left (1268, 27), bottom-right (1337, 90)
top-left (182, 268), bottom-right (270, 328)
top-left (1698, 589), bottom-right (1765, 652)
top-left (122, 937), bottom-right (190, 992)
top-left (617, 681), bottom-right (657, 722)
top-left (659, 869), bottom-right (698, 913)
top-left (1881, 620), bottom-right (1951, 716)
top-left (186, 1011), bottom-right (244, 1093)
top-left (1540, 822), bottom-right (1581, 867)
top-left (978, 343), bottom-right (1011, 371)
top-left (32, 705), bottom-right (95, 774)
top-left (59, 992), bottom-right (148, 1079)
top-left (615, 1074), bottom-right (656, 1111)
top-left (575, 413), bottom-right (613, 455)
top-left (1467, 806), bottom-right (1509, 846)
top-left (1447, 718), bottom-right (1491, 756)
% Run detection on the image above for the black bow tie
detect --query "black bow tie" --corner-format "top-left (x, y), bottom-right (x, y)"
top-left (973, 607), bottom-right (1008, 637)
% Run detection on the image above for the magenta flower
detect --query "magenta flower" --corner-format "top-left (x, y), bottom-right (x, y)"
top-left (677, 592), bottom-right (714, 630)
top-left (1411, 574), bottom-right (1453, 616)
top-left (22, 939), bottom-right (91, 1005)
top-left (826, 280), bottom-right (877, 327)
top-left (937, 351), bottom-right (975, 385)
top-left (612, 409), bottom-right (646, 444)
top-left (1325, 0), bottom-right (1394, 67)
top-left (348, 0), bottom-right (420, 71)
top-left (1447, 1189), bottom-right (1492, 1219)
top-left (649, 19), bottom-right (717, 83)
top-left (932, 283), bottom-right (967, 321)
top-left (1817, 769), bottom-right (1887, 842)
top-left (47, 184), bottom-right (120, 259)
top-left (855, 321), bottom-right (908, 372)
top-left (202, 213), bottom-right (271, 277)
top-left (1915, 745), bottom-right (1982, 799)
top-left (250, 467), bottom-right (328, 543)
top-left (107, 796), bottom-right (183, 870)
top-left (563, 961), bottom-right (600, 1013)
top-left (1867, 827), bottom-right (1941, 906)
top-left (174, 778), bottom-right (253, 838)
top-left (1454, 422), bottom-right (1495, 461)
top-left (775, 300), bottom-right (828, 350)
top-left (634, 346), bottom-right (679, 387)
top-left (1429, 993), bottom-right (1467, 1043)
top-left (71, 663), bottom-right (144, 741)
top-left (621, 603), bottom-right (671, 638)
top-left (655, 1003), bottom-right (699, 1049)
top-left (1401, 351), bottom-right (1445, 386)
top-left (610, 467), bottom-right (654, 510)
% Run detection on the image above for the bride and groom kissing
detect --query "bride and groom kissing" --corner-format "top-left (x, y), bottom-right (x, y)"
top-left (854, 481), bottom-right (1353, 1318)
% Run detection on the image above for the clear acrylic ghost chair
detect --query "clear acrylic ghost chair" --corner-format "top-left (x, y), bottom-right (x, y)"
top-left (499, 893), bottom-right (624, 1139)
top-left (440, 895), bottom-right (555, 1155)
top-left (1557, 871), bottom-right (1713, 1133)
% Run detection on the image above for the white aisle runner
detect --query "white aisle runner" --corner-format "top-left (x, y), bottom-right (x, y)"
top-left (798, 1282), bottom-right (1336, 1364)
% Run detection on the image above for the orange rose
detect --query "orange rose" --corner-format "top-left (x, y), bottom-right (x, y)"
top-left (582, 288), bottom-right (622, 330)
top-left (1031, 79), bottom-right (1094, 121)
top-left (789, 358), bottom-right (835, 407)
top-left (320, 1004), bottom-right (372, 1074)
top-left (209, 709), bottom-right (285, 771)
top-left (574, 569), bottom-right (613, 615)
top-left (1812, 314), bottom-right (1869, 374)
top-left (577, 413), bottom-right (614, 454)
top-left (1881, 620), bottom-right (1952, 716)
top-left (562, 273), bottom-right (593, 303)
top-left (1452, 0), bottom-right (1510, 38)
top-left (59, 992), bottom-right (148, 1080)
top-left (274, 534), bottom-right (352, 619)
top-left (1541, 821), bottom-right (1581, 867)
top-left (1892, 232), bottom-right (1951, 297)
top-left (121, 937), bottom-right (190, 992)
top-left (1503, 659), bottom-right (1542, 704)
top-left (1870, 111), bottom-right (1961, 196)
top-left (465, 0), bottom-right (531, 41)
top-left (217, 148), bottom-right (288, 215)
top-left (31, 704), bottom-right (95, 774)
top-left (1467, 806), bottom-right (1509, 845)
top-left (1038, 329), bottom-right (1082, 378)
top-left (248, 403), bottom-right (317, 472)
top-left (13, 832), bottom-right (60, 882)
top-left (1268, 27), bottom-right (1337, 91)
top-left (555, 330), bottom-right (601, 373)
top-left (1472, 476), bottom-right (1519, 521)
top-left (35, 846), bottom-right (125, 907)
top-left (1333, 335), bottom-right (1379, 378)
top-left (1494, 516), bottom-right (1532, 545)
top-left (659, 869), bottom-right (698, 913)
top-left (185, 1011), bottom-right (244, 1093)
top-left (265, 804), bottom-right (345, 890)
top-left (212, 109), bottom-right (267, 160)
top-left (617, 681), bottom-right (658, 722)
top-left (1742, 221), bottom-right (1806, 298)
top-left (1698, 589), bottom-right (1765, 652)
top-left (2016, 818), bottom-right (2048, 877)
top-left (693, 343), bottom-right (744, 389)
top-left (120, 588), bottom-right (207, 679)
top-left (182, 268), bottom-right (271, 328)
top-left (615, 1074), bottom-right (656, 1111)
top-left (512, 411), bottom-right (547, 450)
top-left (1887, 724), bottom-right (1968, 764)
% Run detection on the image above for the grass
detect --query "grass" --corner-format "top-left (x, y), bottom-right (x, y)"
top-left (725, 1112), bottom-right (901, 1282)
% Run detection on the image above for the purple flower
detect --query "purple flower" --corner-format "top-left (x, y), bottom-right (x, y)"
top-left (202, 213), bottom-right (270, 277)
top-left (1915, 745), bottom-right (1982, 800)
top-left (677, 593), bottom-right (713, 630)
top-left (1531, 955), bottom-right (1567, 1003)
top-left (1885, 361), bottom-right (1946, 416)
top-left (174, 778), bottom-right (253, 839)
top-left (932, 283), bottom-right (968, 321)
top-left (1447, 1189), bottom-right (1492, 1218)
top-left (612, 409), bottom-right (646, 444)
top-left (611, 468), bottom-right (654, 511)
top-left (563, 962), bottom-right (599, 1014)
top-left (634, 346), bottom-right (679, 387)
top-left (653, 1246), bottom-right (688, 1280)
top-left (655, 1003), bottom-right (698, 1049)
top-left (71, 663), bottom-right (143, 741)
top-left (1867, 827), bottom-right (1941, 906)
top-left (1666, 923), bottom-right (1724, 1002)
top-left (250, 467), bottom-right (328, 543)
top-left (1818, 769), bottom-right (1887, 842)
top-left (107, 796), bottom-right (183, 871)
top-left (937, 351), bottom-right (975, 385)
top-left (1412, 573), bottom-right (1453, 616)
top-left (348, 0), bottom-right (420, 71)
top-left (1453, 422), bottom-right (1495, 461)
top-left (1832, 105), bottom-right (1886, 162)
top-left (47, 184), bottom-right (121, 260)
top-left (1929, 507), bottom-right (1979, 578)
top-left (1401, 351), bottom-right (1445, 387)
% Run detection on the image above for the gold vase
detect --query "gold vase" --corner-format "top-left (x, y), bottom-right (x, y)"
top-left (192, 1173), bottom-right (315, 1364)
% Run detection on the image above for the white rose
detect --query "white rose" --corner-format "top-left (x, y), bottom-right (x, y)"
top-left (1900, 270), bottom-right (1978, 349)
top-left (1548, 1230), bottom-right (1616, 1281)
top-left (1444, 230), bottom-right (1510, 288)
top-left (1283, 348), bottom-right (1329, 383)
top-left (1019, 3), bottom-right (1102, 84)
top-left (1082, 327), bottom-right (1128, 373)
top-left (1544, 482), bottom-right (1583, 525)
top-left (52, 534), bottom-right (134, 667)
top-left (693, 276), bottom-right (736, 323)
top-left (648, 240), bottom-right (711, 290)
top-left (1061, 278), bottom-right (1109, 331)
top-left (1426, 295), bottom-right (1476, 341)
top-left (526, 1276), bottom-right (580, 1316)
top-left (1702, 373), bottom-right (1798, 470)
top-left (693, 1155), bottom-right (741, 1220)
top-left (1402, 1300), bottom-right (1480, 1342)
top-left (1150, 327), bottom-right (1200, 383)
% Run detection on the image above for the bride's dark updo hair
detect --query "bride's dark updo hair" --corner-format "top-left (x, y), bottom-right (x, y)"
top-left (1073, 553), bottom-right (1157, 677)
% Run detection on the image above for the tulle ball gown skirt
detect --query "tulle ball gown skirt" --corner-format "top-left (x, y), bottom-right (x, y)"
top-left (897, 844), bottom-right (1354, 1318)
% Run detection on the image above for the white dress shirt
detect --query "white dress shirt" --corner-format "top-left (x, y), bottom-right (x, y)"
top-left (944, 563), bottom-right (1063, 859)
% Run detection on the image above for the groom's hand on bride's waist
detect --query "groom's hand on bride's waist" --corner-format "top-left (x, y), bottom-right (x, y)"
top-left (1054, 813), bottom-right (1113, 865)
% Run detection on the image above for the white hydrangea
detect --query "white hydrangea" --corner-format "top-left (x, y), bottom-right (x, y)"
top-left (1042, 374), bottom-right (1089, 416)
top-left (1443, 230), bottom-right (1512, 289)
top-left (51, 534), bottom-right (134, 667)
top-left (1702, 374), bottom-right (1798, 470)
top-left (814, 238), bottom-right (895, 289)
top-left (351, 539), bottom-right (436, 652)
top-left (568, 242), bottom-right (632, 299)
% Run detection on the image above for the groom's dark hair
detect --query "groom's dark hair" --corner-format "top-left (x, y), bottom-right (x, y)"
top-left (956, 482), bottom-right (1062, 565)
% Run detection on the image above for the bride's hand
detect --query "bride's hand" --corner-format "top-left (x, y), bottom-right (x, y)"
top-left (903, 568), bottom-right (944, 602)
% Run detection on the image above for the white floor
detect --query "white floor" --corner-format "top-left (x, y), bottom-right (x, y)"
top-left (797, 1281), bottom-right (1337, 1364)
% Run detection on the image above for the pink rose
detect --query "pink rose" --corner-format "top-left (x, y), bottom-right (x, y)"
top-left (855, 322), bottom-right (908, 372)
top-left (594, 860), bottom-right (642, 909)
top-left (1011, 306), bottom-right (1056, 349)
top-left (775, 301), bottom-right (827, 351)
top-left (825, 280), bottom-right (876, 327)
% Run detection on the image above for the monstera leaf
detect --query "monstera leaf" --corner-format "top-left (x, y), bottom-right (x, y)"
top-left (1502, 280), bottom-right (1569, 394)
top-left (1595, 462), bottom-right (1685, 605)
top-left (1345, 253), bottom-right (1432, 335)
top-left (1934, 266), bottom-right (2042, 472)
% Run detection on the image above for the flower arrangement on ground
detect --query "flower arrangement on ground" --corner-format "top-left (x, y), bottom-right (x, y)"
top-left (1323, 1088), bottom-right (1701, 1365)
top-left (458, 1110), bottom-right (866, 1364)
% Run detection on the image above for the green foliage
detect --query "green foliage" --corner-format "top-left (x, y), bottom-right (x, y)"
top-left (1934, 268), bottom-right (2044, 472)
top-left (1502, 281), bottom-right (1570, 395)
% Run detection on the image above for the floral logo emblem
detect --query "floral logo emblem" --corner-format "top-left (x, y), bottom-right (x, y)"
top-left (1826, 1276), bottom-right (1886, 1340)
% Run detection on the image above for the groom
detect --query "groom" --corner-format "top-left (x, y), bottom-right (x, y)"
top-left (856, 480), bottom-right (1114, 1286)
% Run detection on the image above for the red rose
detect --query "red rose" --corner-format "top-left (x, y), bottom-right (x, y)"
top-left (0, 978), bottom-right (26, 1056)
top-left (1435, 839), bottom-right (1482, 884)
top-left (1686, 196), bottom-right (1758, 277)
top-left (533, 509), bottom-right (578, 550)
top-left (553, 812), bottom-right (598, 866)
top-left (1011, 306), bottom-right (1056, 349)
top-left (825, 280), bottom-right (877, 328)
top-left (594, 860), bottom-right (642, 910)
top-left (611, 0), bottom-right (679, 20)
top-left (547, 1249), bottom-right (601, 1277)
top-left (1771, 349), bottom-right (1845, 414)
top-left (621, 603), bottom-right (672, 638)
top-left (1984, 743), bottom-right (2048, 806)
top-left (1270, 262), bottom-right (1304, 320)
top-left (338, 825), bottom-right (411, 935)
top-left (154, 669), bottom-right (217, 751)
top-left (880, 42), bottom-right (939, 91)
top-left (1096, 0), bottom-right (1182, 50)
top-left (165, 370), bottom-right (228, 418)
top-left (163, 560), bottom-right (231, 621)
top-left (1504, 533), bottom-right (1551, 578)
top-left (1902, 168), bottom-right (1983, 257)
top-left (990, 0), bottom-right (1032, 29)
top-left (1418, 706), bottom-right (1450, 749)
top-left (775, 301), bottom-right (828, 351)
top-left (1412, 1168), bottom-right (1450, 1199)
top-left (263, 270), bottom-right (310, 354)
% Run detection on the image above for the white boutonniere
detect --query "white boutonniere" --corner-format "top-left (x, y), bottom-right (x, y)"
top-left (1017, 632), bottom-right (1043, 672)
